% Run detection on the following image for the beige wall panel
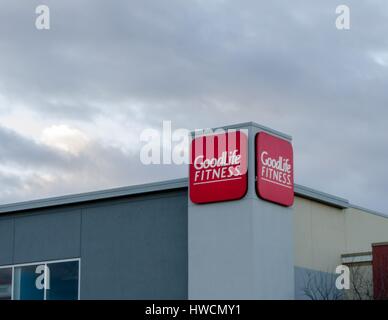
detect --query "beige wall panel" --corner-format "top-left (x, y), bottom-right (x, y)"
top-left (344, 208), bottom-right (388, 254)
top-left (295, 196), bottom-right (388, 273)
top-left (294, 197), bottom-right (346, 272)
top-left (293, 197), bottom-right (313, 269)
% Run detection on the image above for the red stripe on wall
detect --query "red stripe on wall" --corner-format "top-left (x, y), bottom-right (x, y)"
top-left (372, 243), bottom-right (388, 300)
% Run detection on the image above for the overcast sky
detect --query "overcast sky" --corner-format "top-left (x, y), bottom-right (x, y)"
top-left (0, 0), bottom-right (387, 213)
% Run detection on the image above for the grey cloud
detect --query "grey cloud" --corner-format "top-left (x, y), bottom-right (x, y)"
top-left (0, 0), bottom-right (387, 212)
top-left (0, 125), bottom-right (69, 169)
top-left (0, 125), bottom-right (185, 204)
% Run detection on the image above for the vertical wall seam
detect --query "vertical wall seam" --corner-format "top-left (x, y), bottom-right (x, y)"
top-left (79, 208), bottom-right (83, 300)
top-left (309, 200), bottom-right (314, 270)
top-left (12, 217), bottom-right (16, 264)
top-left (343, 208), bottom-right (348, 254)
top-left (79, 208), bottom-right (83, 258)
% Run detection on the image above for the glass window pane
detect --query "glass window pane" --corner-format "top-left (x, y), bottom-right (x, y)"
top-left (0, 268), bottom-right (12, 300)
top-left (14, 265), bottom-right (45, 300)
top-left (46, 261), bottom-right (79, 300)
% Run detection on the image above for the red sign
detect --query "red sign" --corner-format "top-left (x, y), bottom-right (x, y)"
top-left (372, 243), bottom-right (388, 299)
top-left (256, 132), bottom-right (294, 206)
top-left (189, 130), bottom-right (248, 204)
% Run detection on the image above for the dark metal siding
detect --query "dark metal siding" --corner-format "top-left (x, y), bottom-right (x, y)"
top-left (0, 189), bottom-right (188, 299)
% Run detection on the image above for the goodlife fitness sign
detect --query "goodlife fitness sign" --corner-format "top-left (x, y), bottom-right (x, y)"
top-left (189, 130), bottom-right (248, 204)
top-left (256, 132), bottom-right (294, 206)
top-left (189, 129), bottom-right (294, 206)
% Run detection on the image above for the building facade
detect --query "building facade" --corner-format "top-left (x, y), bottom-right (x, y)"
top-left (0, 122), bottom-right (387, 300)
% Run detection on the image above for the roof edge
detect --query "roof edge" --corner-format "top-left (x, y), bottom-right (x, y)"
top-left (294, 184), bottom-right (349, 209)
top-left (348, 203), bottom-right (388, 218)
top-left (0, 178), bottom-right (188, 214)
top-left (0, 178), bottom-right (383, 216)
top-left (190, 121), bottom-right (292, 141)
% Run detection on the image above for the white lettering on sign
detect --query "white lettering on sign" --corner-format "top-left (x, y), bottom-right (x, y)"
top-left (193, 149), bottom-right (242, 184)
top-left (260, 151), bottom-right (292, 188)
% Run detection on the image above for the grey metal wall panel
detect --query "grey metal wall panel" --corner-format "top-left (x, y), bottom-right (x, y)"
top-left (13, 209), bottom-right (81, 264)
top-left (0, 218), bottom-right (14, 266)
top-left (80, 190), bottom-right (188, 299)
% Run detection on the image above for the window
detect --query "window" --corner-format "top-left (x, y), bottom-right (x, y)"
top-left (14, 265), bottom-right (45, 300)
top-left (0, 268), bottom-right (12, 300)
top-left (46, 261), bottom-right (79, 300)
top-left (0, 259), bottom-right (80, 300)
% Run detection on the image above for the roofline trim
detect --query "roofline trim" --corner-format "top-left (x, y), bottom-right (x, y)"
top-left (190, 121), bottom-right (292, 141)
top-left (0, 177), bottom-right (384, 216)
top-left (0, 178), bottom-right (188, 214)
top-left (348, 203), bottom-right (388, 218)
top-left (294, 184), bottom-right (349, 209)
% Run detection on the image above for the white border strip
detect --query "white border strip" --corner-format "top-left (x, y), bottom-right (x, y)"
top-left (341, 255), bottom-right (372, 264)
top-left (193, 177), bottom-right (242, 185)
top-left (260, 177), bottom-right (292, 189)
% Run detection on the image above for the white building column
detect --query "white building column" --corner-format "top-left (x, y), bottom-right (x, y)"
top-left (188, 122), bottom-right (295, 299)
